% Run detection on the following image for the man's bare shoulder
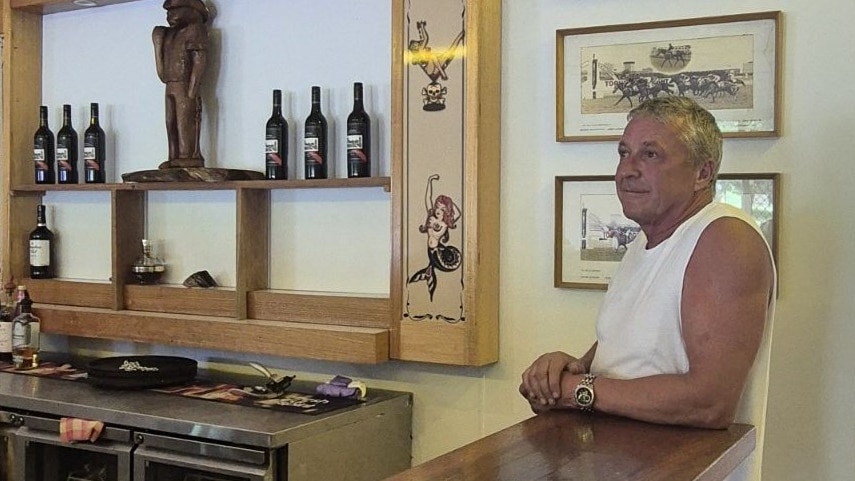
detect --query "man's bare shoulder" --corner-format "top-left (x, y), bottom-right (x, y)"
top-left (687, 216), bottom-right (773, 297)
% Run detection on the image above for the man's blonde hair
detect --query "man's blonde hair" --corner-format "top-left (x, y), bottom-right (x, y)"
top-left (628, 96), bottom-right (723, 183)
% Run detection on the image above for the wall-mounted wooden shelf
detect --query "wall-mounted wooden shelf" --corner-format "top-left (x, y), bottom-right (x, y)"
top-left (2, 0), bottom-right (500, 367)
top-left (10, 0), bottom-right (143, 15)
top-left (12, 177), bottom-right (392, 193)
top-left (36, 304), bottom-right (390, 364)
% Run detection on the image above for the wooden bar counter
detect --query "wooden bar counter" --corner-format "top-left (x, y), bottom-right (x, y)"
top-left (386, 411), bottom-right (754, 481)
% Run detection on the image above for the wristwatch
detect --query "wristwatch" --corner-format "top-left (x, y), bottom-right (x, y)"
top-left (573, 374), bottom-right (597, 412)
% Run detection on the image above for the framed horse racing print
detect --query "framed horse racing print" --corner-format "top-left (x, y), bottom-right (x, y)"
top-left (554, 175), bottom-right (638, 290)
top-left (556, 11), bottom-right (782, 142)
top-left (554, 173), bottom-right (780, 290)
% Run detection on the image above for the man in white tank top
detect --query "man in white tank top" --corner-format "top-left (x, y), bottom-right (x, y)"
top-left (520, 97), bottom-right (776, 480)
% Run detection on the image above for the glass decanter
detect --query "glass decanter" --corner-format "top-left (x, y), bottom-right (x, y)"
top-left (131, 239), bottom-right (166, 284)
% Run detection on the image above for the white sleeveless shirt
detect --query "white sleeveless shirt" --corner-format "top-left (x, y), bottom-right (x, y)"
top-left (590, 202), bottom-right (777, 481)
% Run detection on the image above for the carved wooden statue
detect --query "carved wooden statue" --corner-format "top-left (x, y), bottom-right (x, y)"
top-left (153, 0), bottom-right (209, 169)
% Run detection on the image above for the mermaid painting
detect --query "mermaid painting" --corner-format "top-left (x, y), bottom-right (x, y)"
top-left (408, 174), bottom-right (462, 301)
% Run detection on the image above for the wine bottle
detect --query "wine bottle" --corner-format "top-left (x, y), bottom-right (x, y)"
top-left (0, 283), bottom-right (15, 363)
top-left (12, 296), bottom-right (40, 369)
top-left (29, 204), bottom-right (55, 279)
top-left (347, 82), bottom-right (372, 178)
top-left (56, 104), bottom-right (79, 184)
top-left (303, 86), bottom-right (328, 179)
top-left (84, 102), bottom-right (106, 183)
top-left (265, 89), bottom-right (289, 180)
top-left (33, 106), bottom-right (56, 184)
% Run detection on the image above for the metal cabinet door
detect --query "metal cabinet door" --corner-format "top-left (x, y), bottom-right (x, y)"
top-left (10, 413), bottom-right (133, 481)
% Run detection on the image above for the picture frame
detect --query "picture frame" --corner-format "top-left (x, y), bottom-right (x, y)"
top-left (554, 173), bottom-right (780, 289)
top-left (556, 11), bottom-right (782, 142)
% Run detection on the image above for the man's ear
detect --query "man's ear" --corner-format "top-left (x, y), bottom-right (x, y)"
top-left (694, 160), bottom-right (715, 191)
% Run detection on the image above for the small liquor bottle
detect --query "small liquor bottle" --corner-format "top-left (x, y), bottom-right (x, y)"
top-left (29, 204), bottom-right (55, 279)
top-left (84, 102), bottom-right (107, 183)
top-left (56, 104), bottom-right (79, 184)
top-left (303, 86), bottom-right (328, 179)
top-left (11, 296), bottom-right (40, 369)
top-left (33, 106), bottom-right (56, 184)
top-left (347, 82), bottom-right (372, 178)
top-left (0, 282), bottom-right (15, 363)
top-left (265, 89), bottom-right (289, 180)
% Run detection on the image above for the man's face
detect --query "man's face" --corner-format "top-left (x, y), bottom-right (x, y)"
top-left (615, 116), bottom-right (704, 232)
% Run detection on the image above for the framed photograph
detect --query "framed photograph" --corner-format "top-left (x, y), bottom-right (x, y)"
top-left (555, 173), bottom-right (780, 289)
top-left (556, 11), bottom-right (782, 142)
top-left (715, 173), bottom-right (780, 263)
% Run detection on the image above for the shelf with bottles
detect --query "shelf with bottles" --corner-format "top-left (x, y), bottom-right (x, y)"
top-left (15, 182), bottom-right (393, 364)
top-left (12, 176), bottom-right (392, 193)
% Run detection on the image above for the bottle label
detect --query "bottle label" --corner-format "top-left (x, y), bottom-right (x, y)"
top-left (57, 148), bottom-right (69, 162)
top-left (265, 139), bottom-right (279, 154)
top-left (304, 137), bottom-right (323, 164)
top-left (84, 146), bottom-right (96, 161)
top-left (34, 149), bottom-right (46, 162)
top-left (347, 134), bottom-right (364, 150)
top-left (11, 319), bottom-right (29, 348)
top-left (0, 322), bottom-right (12, 354)
top-left (29, 239), bottom-right (50, 267)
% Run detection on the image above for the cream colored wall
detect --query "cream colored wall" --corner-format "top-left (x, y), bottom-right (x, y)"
top-left (38, 1), bottom-right (854, 479)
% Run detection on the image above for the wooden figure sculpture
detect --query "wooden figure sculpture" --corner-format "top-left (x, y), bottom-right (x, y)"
top-left (153, 0), bottom-right (209, 169)
top-left (123, 0), bottom-right (263, 182)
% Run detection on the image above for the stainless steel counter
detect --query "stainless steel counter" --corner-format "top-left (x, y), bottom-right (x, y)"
top-left (0, 369), bottom-right (412, 449)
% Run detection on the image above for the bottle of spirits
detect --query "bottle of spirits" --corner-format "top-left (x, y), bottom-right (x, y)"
top-left (0, 282), bottom-right (15, 363)
top-left (84, 102), bottom-right (106, 183)
top-left (56, 104), bottom-right (79, 184)
top-left (265, 89), bottom-right (289, 180)
top-left (11, 285), bottom-right (29, 320)
top-left (11, 296), bottom-right (40, 369)
top-left (303, 86), bottom-right (328, 179)
top-left (33, 106), bottom-right (56, 184)
top-left (29, 204), bottom-right (55, 279)
top-left (347, 82), bottom-right (372, 178)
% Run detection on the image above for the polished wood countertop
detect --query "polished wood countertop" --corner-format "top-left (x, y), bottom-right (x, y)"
top-left (386, 410), bottom-right (754, 481)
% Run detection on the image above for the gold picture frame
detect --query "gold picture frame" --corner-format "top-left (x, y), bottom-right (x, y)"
top-left (556, 11), bottom-right (782, 142)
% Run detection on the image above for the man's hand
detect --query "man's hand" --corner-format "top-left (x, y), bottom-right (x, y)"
top-left (519, 351), bottom-right (586, 409)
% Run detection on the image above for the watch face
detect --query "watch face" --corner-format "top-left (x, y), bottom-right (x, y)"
top-left (574, 385), bottom-right (594, 407)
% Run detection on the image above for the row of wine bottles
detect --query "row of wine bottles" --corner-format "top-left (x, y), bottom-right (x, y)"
top-left (267, 82), bottom-right (372, 180)
top-left (34, 103), bottom-right (107, 184)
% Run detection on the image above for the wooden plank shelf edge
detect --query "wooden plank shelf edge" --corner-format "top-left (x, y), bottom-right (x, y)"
top-left (35, 304), bottom-right (391, 364)
top-left (10, 0), bottom-right (143, 15)
top-left (11, 177), bottom-right (392, 193)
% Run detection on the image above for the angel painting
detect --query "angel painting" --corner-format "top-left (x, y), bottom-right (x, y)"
top-left (408, 20), bottom-right (466, 111)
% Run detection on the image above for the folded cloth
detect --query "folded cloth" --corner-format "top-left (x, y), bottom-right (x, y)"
top-left (60, 417), bottom-right (104, 443)
top-left (315, 375), bottom-right (367, 400)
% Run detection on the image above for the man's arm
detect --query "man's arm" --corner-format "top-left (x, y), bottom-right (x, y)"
top-left (557, 218), bottom-right (773, 428)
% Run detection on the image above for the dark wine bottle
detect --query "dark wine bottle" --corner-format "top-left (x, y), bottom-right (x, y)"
top-left (303, 86), bottom-right (328, 179)
top-left (56, 104), bottom-right (79, 184)
top-left (265, 89), bottom-right (289, 180)
top-left (84, 102), bottom-right (106, 183)
top-left (33, 106), bottom-right (56, 184)
top-left (347, 82), bottom-right (372, 178)
top-left (29, 204), bottom-right (55, 279)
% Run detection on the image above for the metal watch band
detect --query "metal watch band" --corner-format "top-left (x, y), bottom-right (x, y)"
top-left (575, 373), bottom-right (597, 412)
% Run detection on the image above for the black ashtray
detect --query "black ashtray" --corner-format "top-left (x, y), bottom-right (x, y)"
top-left (86, 355), bottom-right (197, 389)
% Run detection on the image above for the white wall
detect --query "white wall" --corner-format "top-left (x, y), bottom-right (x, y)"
top-left (40, 1), bottom-right (855, 479)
